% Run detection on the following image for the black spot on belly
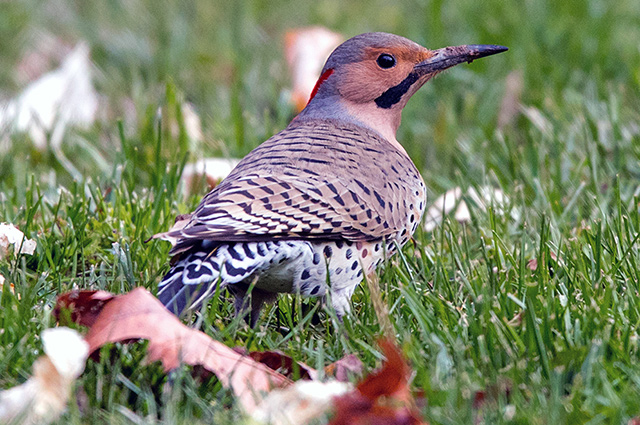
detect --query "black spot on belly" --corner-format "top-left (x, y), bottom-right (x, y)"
top-left (310, 285), bottom-right (320, 295)
top-left (351, 260), bottom-right (358, 271)
top-left (335, 240), bottom-right (344, 249)
top-left (335, 267), bottom-right (343, 275)
top-left (324, 245), bottom-right (333, 258)
top-left (312, 253), bottom-right (321, 265)
top-left (346, 248), bottom-right (353, 259)
top-left (301, 269), bottom-right (311, 280)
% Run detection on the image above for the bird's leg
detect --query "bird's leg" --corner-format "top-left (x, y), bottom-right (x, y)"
top-left (249, 289), bottom-right (278, 328)
top-left (229, 282), bottom-right (278, 327)
top-left (229, 284), bottom-right (251, 322)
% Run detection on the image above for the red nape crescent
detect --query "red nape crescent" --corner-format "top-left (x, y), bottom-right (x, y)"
top-left (307, 68), bottom-right (334, 105)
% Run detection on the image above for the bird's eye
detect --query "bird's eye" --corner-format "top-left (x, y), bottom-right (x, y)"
top-left (376, 53), bottom-right (396, 69)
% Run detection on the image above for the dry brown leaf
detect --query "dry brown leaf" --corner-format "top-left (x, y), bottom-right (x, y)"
top-left (54, 290), bottom-right (115, 327)
top-left (242, 349), bottom-right (317, 381)
top-left (329, 339), bottom-right (427, 425)
top-left (244, 350), bottom-right (364, 383)
top-left (56, 287), bottom-right (291, 411)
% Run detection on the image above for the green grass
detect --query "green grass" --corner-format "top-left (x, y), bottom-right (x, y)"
top-left (1, 0), bottom-right (640, 423)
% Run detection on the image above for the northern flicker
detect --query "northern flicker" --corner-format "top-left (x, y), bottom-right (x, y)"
top-left (155, 32), bottom-right (507, 326)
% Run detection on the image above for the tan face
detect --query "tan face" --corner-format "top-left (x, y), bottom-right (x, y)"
top-left (337, 45), bottom-right (435, 104)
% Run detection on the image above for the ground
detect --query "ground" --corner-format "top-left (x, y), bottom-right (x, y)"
top-left (1, 0), bottom-right (640, 423)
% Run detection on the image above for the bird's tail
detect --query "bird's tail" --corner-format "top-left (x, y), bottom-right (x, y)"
top-left (157, 241), bottom-right (222, 315)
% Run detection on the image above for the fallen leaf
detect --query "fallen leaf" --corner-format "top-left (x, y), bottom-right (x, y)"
top-left (329, 339), bottom-right (427, 425)
top-left (54, 290), bottom-right (116, 327)
top-left (180, 157), bottom-right (241, 195)
top-left (244, 350), bottom-right (317, 381)
top-left (240, 349), bottom-right (362, 383)
top-left (167, 102), bottom-right (203, 144)
top-left (424, 186), bottom-right (518, 232)
top-left (0, 222), bottom-right (37, 259)
top-left (252, 380), bottom-right (351, 425)
top-left (424, 188), bottom-right (463, 232)
top-left (56, 287), bottom-right (290, 411)
top-left (324, 354), bottom-right (364, 382)
top-left (285, 27), bottom-right (343, 112)
top-left (0, 327), bottom-right (89, 425)
top-left (356, 339), bottom-right (410, 401)
top-left (0, 42), bottom-right (97, 150)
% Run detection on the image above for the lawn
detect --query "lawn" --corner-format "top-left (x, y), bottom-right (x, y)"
top-left (1, 0), bottom-right (640, 423)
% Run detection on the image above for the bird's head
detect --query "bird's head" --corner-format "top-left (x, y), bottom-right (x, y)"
top-left (298, 32), bottom-right (507, 143)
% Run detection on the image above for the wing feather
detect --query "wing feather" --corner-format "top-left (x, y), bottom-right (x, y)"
top-left (154, 119), bottom-right (423, 255)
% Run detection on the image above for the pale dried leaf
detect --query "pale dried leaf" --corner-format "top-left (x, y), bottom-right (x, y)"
top-left (0, 327), bottom-right (88, 425)
top-left (42, 327), bottom-right (89, 380)
top-left (427, 186), bottom-right (517, 230)
top-left (0, 223), bottom-right (37, 259)
top-left (285, 27), bottom-right (343, 112)
top-left (252, 380), bottom-right (351, 425)
top-left (424, 187), bottom-right (463, 231)
top-left (180, 157), bottom-right (241, 195)
top-left (180, 102), bottom-right (203, 143)
top-left (1, 42), bottom-right (97, 149)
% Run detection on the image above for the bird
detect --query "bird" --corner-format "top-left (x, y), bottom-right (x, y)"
top-left (154, 32), bottom-right (507, 326)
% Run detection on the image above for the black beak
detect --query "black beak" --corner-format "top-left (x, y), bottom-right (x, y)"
top-left (415, 44), bottom-right (508, 74)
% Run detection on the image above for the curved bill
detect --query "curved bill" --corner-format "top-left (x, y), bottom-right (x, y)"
top-left (415, 44), bottom-right (508, 74)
